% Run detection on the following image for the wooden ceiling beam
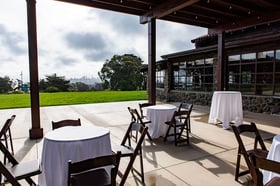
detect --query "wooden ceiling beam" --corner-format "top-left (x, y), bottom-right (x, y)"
top-left (140, 0), bottom-right (199, 24)
top-left (208, 10), bottom-right (280, 34)
top-left (192, 4), bottom-right (239, 18)
top-left (163, 17), bottom-right (215, 28)
top-left (55, 0), bottom-right (148, 15)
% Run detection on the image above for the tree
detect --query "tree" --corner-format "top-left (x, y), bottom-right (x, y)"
top-left (0, 76), bottom-right (13, 93)
top-left (98, 54), bottom-right (144, 91)
top-left (40, 74), bottom-right (70, 92)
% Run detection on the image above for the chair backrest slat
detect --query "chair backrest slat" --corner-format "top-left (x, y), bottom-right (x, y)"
top-left (68, 152), bottom-right (121, 186)
top-left (138, 103), bottom-right (153, 119)
top-left (52, 118), bottom-right (81, 130)
top-left (0, 115), bottom-right (16, 137)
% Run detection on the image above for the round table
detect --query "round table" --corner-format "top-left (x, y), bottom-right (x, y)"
top-left (146, 104), bottom-right (177, 139)
top-left (38, 125), bottom-right (111, 186)
top-left (263, 135), bottom-right (280, 184)
top-left (208, 91), bottom-right (243, 129)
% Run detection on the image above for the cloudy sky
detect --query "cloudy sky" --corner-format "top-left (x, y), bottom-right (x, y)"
top-left (0, 0), bottom-right (207, 83)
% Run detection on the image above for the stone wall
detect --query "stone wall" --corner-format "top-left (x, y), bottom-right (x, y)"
top-left (242, 95), bottom-right (280, 114)
top-left (156, 89), bottom-right (280, 114)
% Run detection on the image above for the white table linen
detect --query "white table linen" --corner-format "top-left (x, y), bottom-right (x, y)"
top-left (146, 104), bottom-right (177, 139)
top-left (208, 91), bottom-right (243, 129)
top-left (38, 125), bottom-right (111, 186)
top-left (263, 135), bottom-right (280, 184)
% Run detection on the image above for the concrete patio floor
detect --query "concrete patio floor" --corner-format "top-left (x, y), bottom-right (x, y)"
top-left (0, 100), bottom-right (279, 186)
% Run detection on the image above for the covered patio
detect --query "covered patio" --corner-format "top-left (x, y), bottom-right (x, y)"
top-left (1, 101), bottom-right (279, 185)
top-left (25, 0), bottom-right (280, 139)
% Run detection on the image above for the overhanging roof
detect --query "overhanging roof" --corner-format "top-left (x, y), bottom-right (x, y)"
top-left (54, 0), bottom-right (280, 34)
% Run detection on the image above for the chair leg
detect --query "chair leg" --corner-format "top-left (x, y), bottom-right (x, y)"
top-left (147, 132), bottom-right (153, 141)
top-left (174, 126), bottom-right (178, 146)
top-left (186, 125), bottom-right (189, 144)
top-left (8, 129), bottom-right (14, 155)
top-left (4, 134), bottom-right (8, 165)
top-left (120, 152), bottom-right (145, 186)
top-left (164, 125), bottom-right (172, 142)
top-left (176, 124), bottom-right (189, 145)
top-left (25, 177), bottom-right (37, 186)
top-left (235, 152), bottom-right (241, 181)
top-left (139, 150), bottom-right (145, 184)
top-left (188, 118), bottom-right (191, 133)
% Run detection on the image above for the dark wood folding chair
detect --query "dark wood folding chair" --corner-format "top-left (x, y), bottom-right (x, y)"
top-left (138, 103), bottom-right (153, 119)
top-left (231, 122), bottom-right (268, 182)
top-left (112, 122), bottom-right (148, 186)
top-left (178, 103), bottom-right (193, 133)
top-left (0, 115), bottom-right (16, 164)
top-left (249, 152), bottom-right (280, 186)
top-left (68, 152), bottom-right (121, 186)
top-left (0, 140), bottom-right (41, 186)
top-left (164, 110), bottom-right (190, 146)
top-left (52, 118), bottom-right (81, 130)
top-left (128, 107), bottom-right (152, 140)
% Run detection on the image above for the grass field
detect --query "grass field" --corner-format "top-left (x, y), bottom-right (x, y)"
top-left (0, 91), bottom-right (148, 109)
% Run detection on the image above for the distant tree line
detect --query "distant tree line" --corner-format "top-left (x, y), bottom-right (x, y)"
top-left (0, 54), bottom-right (147, 93)
top-left (39, 74), bottom-right (98, 92)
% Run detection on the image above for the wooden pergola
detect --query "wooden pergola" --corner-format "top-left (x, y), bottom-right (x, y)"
top-left (26, 0), bottom-right (280, 139)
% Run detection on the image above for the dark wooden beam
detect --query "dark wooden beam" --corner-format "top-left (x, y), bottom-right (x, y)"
top-left (216, 32), bottom-right (225, 91)
top-left (26, 0), bottom-right (43, 139)
top-left (140, 0), bottom-right (199, 24)
top-left (55, 0), bottom-right (147, 16)
top-left (209, 10), bottom-right (280, 34)
top-left (148, 19), bottom-right (156, 105)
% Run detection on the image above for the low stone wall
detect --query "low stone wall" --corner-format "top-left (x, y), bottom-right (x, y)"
top-left (156, 89), bottom-right (280, 114)
top-left (243, 95), bottom-right (280, 114)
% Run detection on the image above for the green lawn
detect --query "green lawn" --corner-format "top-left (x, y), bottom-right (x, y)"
top-left (0, 91), bottom-right (148, 109)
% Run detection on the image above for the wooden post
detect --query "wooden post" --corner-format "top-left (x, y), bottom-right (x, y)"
top-left (148, 19), bottom-right (156, 104)
top-left (26, 0), bottom-right (43, 139)
top-left (217, 31), bottom-right (225, 91)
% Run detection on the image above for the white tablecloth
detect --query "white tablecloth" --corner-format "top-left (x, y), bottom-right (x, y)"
top-left (146, 104), bottom-right (177, 139)
top-left (208, 91), bottom-right (243, 129)
top-left (263, 135), bottom-right (280, 184)
top-left (38, 125), bottom-right (111, 186)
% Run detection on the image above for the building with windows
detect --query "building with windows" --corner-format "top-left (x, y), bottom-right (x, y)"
top-left (156, 22), bottom-right (280, 114)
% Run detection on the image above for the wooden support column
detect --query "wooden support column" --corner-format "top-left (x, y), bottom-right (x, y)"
top-left (26, 0), bottom-right (43, 139)
top-left (148, 19), bottom-right (156, 104)
top-left (217, 31), bottom-right (225, 91)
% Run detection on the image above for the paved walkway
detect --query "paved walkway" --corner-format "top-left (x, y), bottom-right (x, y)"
top-left (1, 101), bottom-right (279, 186)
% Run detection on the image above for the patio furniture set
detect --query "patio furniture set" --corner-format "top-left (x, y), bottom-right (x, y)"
top-left (0, 94), bottom-right (280, 186)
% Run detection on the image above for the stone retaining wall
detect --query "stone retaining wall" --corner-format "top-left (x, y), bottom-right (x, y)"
top-left (156, 89), bottom-right (280, 114)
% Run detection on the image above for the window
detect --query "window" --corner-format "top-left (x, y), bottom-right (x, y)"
top-left (228, 49), bottom-right (279, 96)
top-left (241, 53), bottom-right (256, 62)
top-left (257, 50), bottom-right (274, 61)
top-left (156, 70), bottom-right (165, 88)
top-left (171, 58), bottom-right (214, 91)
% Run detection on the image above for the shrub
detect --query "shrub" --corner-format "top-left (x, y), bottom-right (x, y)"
top-left (45, 86), bottom-right (60, 92)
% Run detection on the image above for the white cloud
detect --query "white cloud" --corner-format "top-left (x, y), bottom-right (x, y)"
top-left (0, 0), bottom-right (207, 82)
